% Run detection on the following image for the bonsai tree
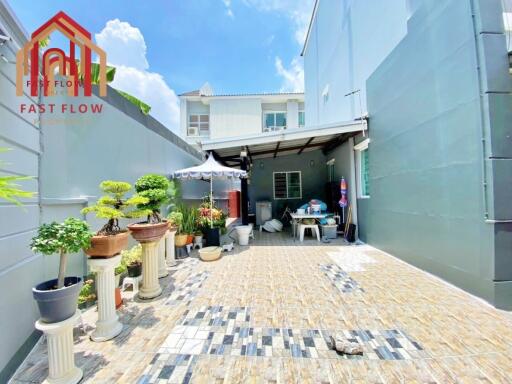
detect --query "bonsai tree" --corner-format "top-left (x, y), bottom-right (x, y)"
top-left (0, 147), bottom-right (35, 205)
top-left (31, 218), bottom-right (93, 289)
top-left (134, 174), bottom-right (170, 223)
top-left (81, 180), bottom-right (150, 235)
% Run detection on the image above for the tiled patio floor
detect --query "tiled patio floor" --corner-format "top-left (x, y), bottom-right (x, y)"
top-left (11, 231), bottom-right (512, 383)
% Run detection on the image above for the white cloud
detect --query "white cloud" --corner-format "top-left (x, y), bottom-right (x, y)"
top-left (275, 56), bottom-right (304, 92)
top-left (95, 20), bottom-right (180, 132)
top-left (222, 0), bottom-right (235, 18)
top-left (243, 0), bottom-right (314, 45)
top-left (243, 0), bottom-right (313, 92)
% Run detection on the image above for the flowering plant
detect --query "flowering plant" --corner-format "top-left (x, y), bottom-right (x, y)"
top-left (196, 195), bottom-right (226, 230)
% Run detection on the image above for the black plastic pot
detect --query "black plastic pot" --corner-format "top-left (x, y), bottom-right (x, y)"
top-left (127, 263), bottom-right (142, 277)
top-left (205, 227), bottom-right (220, 247)
top-left (32, 277), bottom-right (82, 323)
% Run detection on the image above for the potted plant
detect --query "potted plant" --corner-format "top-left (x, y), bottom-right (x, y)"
top-left (197, 196), bottom-right (226, 247)
top-left (128, 174), bottom-right (170, 243)
top-left (31, 218), bottom-right (93, 323)
top-left (78, 278), bottom-right (96, 310)
top-left (168, 211), bottom-right (187, 247)
top-left (121, 245), bottom-right (142, 277)
top-left (82, 180), bottom-right (150, 257)
top-left (194, 230), bottom-right (203, 246)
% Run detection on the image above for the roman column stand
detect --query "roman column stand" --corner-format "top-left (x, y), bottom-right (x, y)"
top-left (139, 240), bottom-right (162, 299)
top-left (166, 228), bottom-right (177, 267)
top-left (158, 236), bottom-right (168, 278)
top-left (35, 310), bottom-right (83, 384)
top-left (87, 254), bottom-right (123, 342)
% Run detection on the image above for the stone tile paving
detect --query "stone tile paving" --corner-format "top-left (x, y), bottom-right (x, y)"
top-left (11, 232), bottom-right (512, 383)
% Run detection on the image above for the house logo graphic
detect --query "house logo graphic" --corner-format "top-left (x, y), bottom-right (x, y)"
top-left (16, 11), bottom-right (107, 98)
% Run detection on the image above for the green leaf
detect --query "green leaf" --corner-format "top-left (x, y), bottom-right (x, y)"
top-left (116, 89), bottom-right (151, 115)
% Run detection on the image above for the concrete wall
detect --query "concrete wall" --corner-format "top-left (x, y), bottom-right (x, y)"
top-left (0, 11), bottom-right (203, 378)
top-left (364, 0), bottom-right (512, 308)
top-left (249, 150), bottom-right (327, 217)
top-left (0, 3), bottom-right (44, 381)
top-left (209, 98), bottom-right (262, 139)
top-left (303, 0), bottom-right (408, 127)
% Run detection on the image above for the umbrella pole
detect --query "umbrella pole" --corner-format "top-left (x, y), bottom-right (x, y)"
top-left (210, 177), bottom-right (213, 229)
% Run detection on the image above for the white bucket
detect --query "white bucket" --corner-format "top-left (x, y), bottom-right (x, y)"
top-left (235, 225), bottom-right (252, 245)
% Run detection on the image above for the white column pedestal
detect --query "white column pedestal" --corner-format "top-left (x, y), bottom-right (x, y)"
top-left (166, 229), bottom-right (177, 266)
top-left (35, 311), bottom-right (82, 384)
top-left (139, 240), bottom-right (162, 299)
top-left (88, 255), bottom-right (123, 342)
top-left (158, 236), bottom-right (168, 278)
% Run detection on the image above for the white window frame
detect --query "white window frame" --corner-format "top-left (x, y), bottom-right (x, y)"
top-left (354, 139), bottom-right (370, 199)
top-left (188, 114), bottom-right (209, 137)
top-left (272, 171), bottom-right (302, 200)
top-left (263, 111), bottom-right (287, 132)
top-left (298, 110), bottom-right (305, 128)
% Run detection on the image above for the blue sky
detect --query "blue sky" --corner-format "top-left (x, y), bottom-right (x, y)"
top-left (8, 0), bottom-right (314, 131)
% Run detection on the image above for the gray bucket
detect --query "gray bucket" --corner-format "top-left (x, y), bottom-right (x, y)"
top-left (33, 277), bottom-right (83, 323)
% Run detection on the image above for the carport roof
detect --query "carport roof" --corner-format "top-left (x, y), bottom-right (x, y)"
top-left (200, 119), bottom-right (366, 165)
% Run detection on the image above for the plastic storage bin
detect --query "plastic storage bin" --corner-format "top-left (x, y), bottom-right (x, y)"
top-left (321, 225), bottom-right (338, 239)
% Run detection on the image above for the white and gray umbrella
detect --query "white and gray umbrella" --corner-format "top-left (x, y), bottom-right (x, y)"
top-left (171, 153), bottom-right (247, 227)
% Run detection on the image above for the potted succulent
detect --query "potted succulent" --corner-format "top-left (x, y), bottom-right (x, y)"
top-left (31, 218), bottom-right (93, 323)
top-left (128, 174), bottom-right (170, 243)
top-left (122, 245), bottom-right (142, 277)
top-left (81, 180), bottom-right (150, 257)
top-left (168, 211), bottom-right (187, 247)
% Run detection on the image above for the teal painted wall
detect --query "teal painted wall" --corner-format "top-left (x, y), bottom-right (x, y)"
top-left (249, 150), bottom-right (327, 217)
top-left (364, 0), bottom-right (512, 307)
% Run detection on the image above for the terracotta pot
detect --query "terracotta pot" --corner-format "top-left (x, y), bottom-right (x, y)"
top-left (175, 234), bottom-right (188, 247)
top-left (186, 234), bottom-right (194, 244)
top-left (115, 288), bottom-right (122, 309)
top-left (85, 231), bottom-right (129, 257)
top-left (127, 221), bottom-right (168, 243)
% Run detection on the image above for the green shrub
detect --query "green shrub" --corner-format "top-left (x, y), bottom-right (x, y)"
top-left (121, 244), bottom-right (142, 266)
top-left (167, 211), bottom-right (183, 234)
top-left (134, 174), bottom-right (170, 223)
top-left (31, 218), bottom-right (93, 289)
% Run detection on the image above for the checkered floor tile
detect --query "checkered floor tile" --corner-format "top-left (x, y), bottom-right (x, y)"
top-left (320, 263), bottom-right (364, 293)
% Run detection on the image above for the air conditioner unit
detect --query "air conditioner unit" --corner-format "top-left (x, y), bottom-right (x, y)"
top-left (187, 127), bottom-right (198, 136)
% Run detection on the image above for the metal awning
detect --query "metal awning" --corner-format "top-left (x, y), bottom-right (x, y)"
top-left (200, 119), bottom-right (366, 165)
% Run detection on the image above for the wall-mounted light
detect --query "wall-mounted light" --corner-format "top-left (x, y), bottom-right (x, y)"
top-left (259, 161), bottom-right (264, 169)
top-left (310, 160), bottom-right (315, 167)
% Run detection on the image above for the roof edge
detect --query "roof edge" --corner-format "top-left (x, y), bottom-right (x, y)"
top-left (301, 0), bottom-right (319, 57)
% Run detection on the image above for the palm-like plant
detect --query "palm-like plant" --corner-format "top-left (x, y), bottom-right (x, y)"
top-left (0, 148), bottom-right (36, 205)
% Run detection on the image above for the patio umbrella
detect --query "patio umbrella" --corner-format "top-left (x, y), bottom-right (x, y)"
top-left (171, 153), bottom-right (247, 228)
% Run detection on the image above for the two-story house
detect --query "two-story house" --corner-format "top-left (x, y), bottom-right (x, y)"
top-left (179, 83), bottom-right (305, 146)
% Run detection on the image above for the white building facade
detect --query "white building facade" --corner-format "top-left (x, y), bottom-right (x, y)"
top-left (179, 84), bottom-right (305, 146)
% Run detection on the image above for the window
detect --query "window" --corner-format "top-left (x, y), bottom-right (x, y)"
top-left (354, 139), bottom-right (370, 198)
top-left (188, 114), bottom-right (209, 136)
top-left (298, 111), bottom-right (305, 127)
top-left (273, 171), bottom-right (302, 199)
top-left (326, 159), bottom-right (335, 182)
top-left (263, 112), bottom-right (286, 132)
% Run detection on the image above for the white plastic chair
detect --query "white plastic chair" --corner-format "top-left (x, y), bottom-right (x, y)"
top-left (299, 224), bottom-right (320, 242)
